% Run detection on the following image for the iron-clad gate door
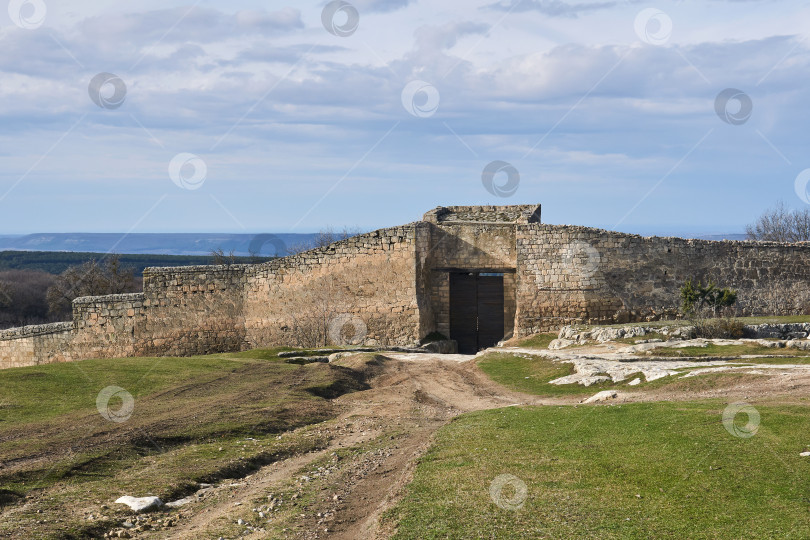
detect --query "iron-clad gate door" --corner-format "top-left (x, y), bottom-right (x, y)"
top-left (476, 275), bottom-right (505, 351)
top-left (449, 273), bottom-right (478, 354)
top-left (449, 273), bottom-right (505, 354)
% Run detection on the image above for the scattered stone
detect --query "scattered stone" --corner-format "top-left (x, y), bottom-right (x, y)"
top-left (800, 451), bottom-right (810, 457)
top-left (627, 378), bottom-right (641, 386)
top-left (166, 496), bottom-right (195, 508)
top-left (582, 390), bottom-right (619, 404)
top-left (114, 496), bottom-right (163, 512)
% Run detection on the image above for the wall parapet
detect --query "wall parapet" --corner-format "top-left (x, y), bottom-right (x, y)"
top-left (73, 292), bottom-right (145, 305)
top-left (0, 322), bottom-right (74, 341)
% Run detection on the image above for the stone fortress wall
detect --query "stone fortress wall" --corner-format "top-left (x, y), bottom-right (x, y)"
top-left (0, 226), bottom-right (424, 369)
top-left (3, 204), bottom-right (810, 369)
top-left (515, 225), bottom-right (810, 334)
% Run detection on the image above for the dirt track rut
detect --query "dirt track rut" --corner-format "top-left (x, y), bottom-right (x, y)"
top-left (160, 352), bottom-right (556, 539)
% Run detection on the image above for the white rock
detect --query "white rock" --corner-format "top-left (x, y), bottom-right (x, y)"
top-left (800, 451), bottom-right (810, 457)
top-left (165, 496), bottom-right (195, 508)
top-left (582, 390), bottom-right (619, 404)
top-left (549, 338), bottom-right (575, 350)
top-left (114, 496), bottom-right (163, 512)
top-left (627, 378), bottom-right (641, 386)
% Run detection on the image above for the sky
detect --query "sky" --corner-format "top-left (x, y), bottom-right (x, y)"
top-left (0, 0), bottom-right (809, 235)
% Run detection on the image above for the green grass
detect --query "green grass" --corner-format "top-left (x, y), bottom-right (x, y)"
top-left (387, 401), bottom-right (810, 539)
top-left (646, 342), bottom-right (810, 358)
top-left (477, 353), bottom-right (606, 397)
top-left (734, 356), bottom-right (810, 365)
top-left (512, 332), bottom-right (558, 349)
top-left (0, 347), bottom-right (372, 538)
top-left (0, 347), bottom-right (297, 426)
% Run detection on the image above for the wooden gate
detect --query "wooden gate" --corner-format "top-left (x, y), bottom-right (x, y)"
top-left (449, 273), bottom-right (505, 354)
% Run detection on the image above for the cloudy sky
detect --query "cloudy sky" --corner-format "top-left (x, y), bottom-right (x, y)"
top-left (0, 0), bottom-right (808, 235)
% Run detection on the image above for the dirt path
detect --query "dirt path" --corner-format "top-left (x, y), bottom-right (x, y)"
top-left (157, 352), bottom-right (558, 540)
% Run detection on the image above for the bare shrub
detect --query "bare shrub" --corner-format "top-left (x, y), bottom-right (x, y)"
top-left (287, 226), bottom-right (364, 256)
top-left (757, 282), bottom-right (810, 316)
top-left (746, 201), bottom-right (810, 242)
top-left (282, 274), bottom-right (351, 348)
top-left (210, 248), bottom-right (237, 266)
top-left (46, 255), bottom-right (138, 320)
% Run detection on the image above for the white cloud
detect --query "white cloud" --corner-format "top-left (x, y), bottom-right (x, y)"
top-left (0, 1), bottom-right (808, 233)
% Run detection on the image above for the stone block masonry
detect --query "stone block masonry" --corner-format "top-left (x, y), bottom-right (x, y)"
top-left (243, 224), bottom-right (423, 348)
top-left (516, 224), bottom-right (810, 334)
top-left (0, 322), bottom-right (74, 369)
top-left (0, 224), bottom-right (427, 368)
top-left (2, 204), bottom-right (810, 368)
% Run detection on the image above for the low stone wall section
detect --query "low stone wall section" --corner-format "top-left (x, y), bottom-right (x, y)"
top-left (0, 322), bottom-right (74, 369)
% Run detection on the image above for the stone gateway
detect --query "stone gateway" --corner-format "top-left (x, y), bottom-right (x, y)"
top-left (3, 204), bottom-right (810, 368)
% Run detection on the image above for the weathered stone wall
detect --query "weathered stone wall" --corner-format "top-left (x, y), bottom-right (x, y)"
top-left (243, 225), bottom-right (423, 348)
top-left (71, 293), bottom-right (144, 359)
top-left (137, 265), bottom-right (247, 356)
top-left (516, 224), bottom-right (810, 334)
top-left (0, 322), bottom-right (74, 369)
top-left (6, 204), bottom-right (810, 368)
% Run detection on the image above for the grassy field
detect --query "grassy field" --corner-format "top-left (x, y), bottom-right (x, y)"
top-left (644, 342), bottom-right (810, 358)
top-left (0, 348), bottom-right (370, 538)
top-left (386, 401), bottom-right (810, 539)
top-left (477, 352), bottom-right (608, 397)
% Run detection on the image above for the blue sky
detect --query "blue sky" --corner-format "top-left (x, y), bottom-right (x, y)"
top-left (0, 0), bottom-right (808, 235)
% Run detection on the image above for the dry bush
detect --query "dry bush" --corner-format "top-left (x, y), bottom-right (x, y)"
top-left (46, 256), bottom-right (139, 320)
top-left (273, 258), bottom-right (406, 348)
top-left (746, 201), bottom-right (810, 242)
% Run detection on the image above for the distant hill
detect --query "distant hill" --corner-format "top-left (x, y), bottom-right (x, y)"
top-left (0, 251), bottom-right (277, 276)
top-left (695, 234), bottom-right (747, 241)
top-left (0, 233), bottom-right (319, 257)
